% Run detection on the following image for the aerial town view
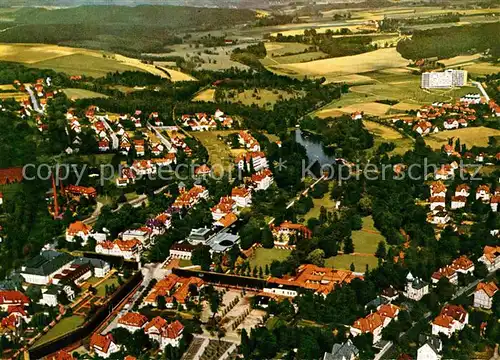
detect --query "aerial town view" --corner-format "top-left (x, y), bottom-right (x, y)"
top-left (0, 0), bottom-right (500, 359)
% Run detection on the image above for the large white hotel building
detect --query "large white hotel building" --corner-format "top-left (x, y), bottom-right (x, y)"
top-left (421, 69), bottom-right (468, 89)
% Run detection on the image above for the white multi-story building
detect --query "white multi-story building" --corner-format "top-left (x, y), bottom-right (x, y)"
top-left (473, 281), bottom-right (499, 309)
top-left (431, 305), bottom-right (468, 337)
top-left (403, 272), bottom-right (429, 301)
top-left (421, 70), bottom-right (467, 89)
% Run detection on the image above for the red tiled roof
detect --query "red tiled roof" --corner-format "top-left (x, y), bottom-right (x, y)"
top-left (0, 168), bottom-right (23, 185)
top-left (0, 291), bottom-right (29, 306)
top-left (90, 333), bottom-right (114, 353)
top-left (118, 312), bottom-right (148, 328)
top-left (476, 281), bottom-right (499, 298)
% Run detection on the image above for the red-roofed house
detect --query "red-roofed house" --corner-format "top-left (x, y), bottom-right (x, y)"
top-left (231, 186), bottom-right (252, 208)
top-left (118, 312), bottom-right (149, 333)
top-left (95, 239), bottom-right (143, 261)
top-left (90, 333), bottom-right (120, 358)
top-left (479, 246), bottom-right (500, 272)
top-left (0, 291), bottom-right (29, 311)
top-left (251, 169), bottom-right (273, 191)
top-left (474, 281), bottom-right (499, 309)
top-left (48, 350), bottom-right (74, 360)
top-left (432, 305), bottom-right (468, 337)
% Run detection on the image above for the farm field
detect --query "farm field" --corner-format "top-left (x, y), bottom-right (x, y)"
top-left (269, 48), bottom-right (408, 78)
top-left (193, 88), bottom-right (216, 102)
top-left (34, 315), bottom-right (85, 346)
top-left (425, 127), bottom-right (500, 150)
top-left (62, 88), bottom-right (108, 100)
top-left (249, 247), bottom-right (292, 270)
top-left (439, 54), bottom-right (482, 67)
top-left (156, 66), bottom-right (197, 82)
top-left (463, 62), bottom-right (500, 76)
top-left (220, 88), bottom-right (303, 109)
top-left (264, 42), bottom-right (311, 57)
top-left (262, 51), bottom-right (329, 65)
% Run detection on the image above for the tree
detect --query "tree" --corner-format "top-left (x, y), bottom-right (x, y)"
top-left (265, 264), bottom-right (270, 275)
top-left (306, 249), bottom-right (325, 267)
top-left (350, 262), bottom-right (355, 271)
top-left (191, 246), bottom-right (212, 271)
top-left (57, 291), bottom-right (69, 305)
top-left (252, 266), bottom-right (258, 277)
top-left (259, 266), bottom-right (263, 278)
top-left (375, 241), bottom-right (386, 259)
top-left (261, 227), bottom-right (274, 249)
top-left (343, 236), bottom-right (354, 254)
top-left (157, 295), bottom-right (166, 310)
top-left (474, 262), bottom-right (488, 279)
top-left (241, 328), bottom-right (251, 358)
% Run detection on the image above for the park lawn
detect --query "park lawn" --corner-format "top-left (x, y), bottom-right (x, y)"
top-left (96, 276), bottom-right (121, 297)
top-left (189, 130), bottom-right (237, 174)
top-left (62, 88), bottom-right (108, 99)
top-left (31, 53), bottom-right (139, 78)
top-left (351, 216), bottom-right (384, 254)
top-left (266, 316), bottom-right (286, 330)
top-left (325, 254), bottom-right (379, 272)
top-left (303, 194), bottom-right (338, 221)
top-left (35, 315), bottom-right (85, 346)
top-left (179, 259), bottom-right (193, 267)
top-left (249, 247), bottom-right (292, 270)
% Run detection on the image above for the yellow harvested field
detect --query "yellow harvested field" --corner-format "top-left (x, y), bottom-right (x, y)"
top-left (0, 43), bottom-right (82, 63)
top-left (156, 66), bottom-right (197, 82)
top-left (363, 120), bottom-right (405, 140)
top-left (193, 88), bottom-right (215, 102)
top-left (272, 48), bottom-right (408, 76)
top-left (0, 92), bottom-right (28, 101)
top-left (426, 127), bottom-right (500, 150)
top-left (264, 42), bottom-right (310, 57)
top-left (270, 25), bottom-right (363, 37)
top-left (315, 108), bottom-right (345, 118)
top-left (0, 84), bottom-right (15, 90)
top-left (323, 74), bottom-right (375, 85)
top-left (391, 102), bottom-right (419, 111)
top-left (339, 102), bottom-right (391, 116)
top-left (440, 54), bottom-right (482, 67)
top-left (463, 62), bottom-right (500, 76)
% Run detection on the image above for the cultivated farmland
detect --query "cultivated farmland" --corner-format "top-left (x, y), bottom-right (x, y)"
top-left (425, 127), bottom-right (500, 150)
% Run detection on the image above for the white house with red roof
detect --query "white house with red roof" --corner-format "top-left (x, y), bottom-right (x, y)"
top-left (476, 185), bottom-right (491, 202)
top-left (66, 221), bottom-right (106, 245)
top-left (211, 197), bottom-right (237, 221)
top-left (491, 195), bottom-right (500, 212)
top-left (144, 317), bottom-right (184, 349)
top-left (90, 333), bottom-right (120, 358)
top-left (0, 291), bottom-right (29, 311)
top-left (231, 186), bottom-right (252, 208)
top-left (235, 152), bottom-right (268, 172)
top-left (251, 169), bottom-right (273, 191)
top-left (431, 305), bottom-right (468, 337)
top-left (118, 312), bottom-right (149, 333)
top-left (474, 281), bottom-right (499, 309)
top-left (238, 131), bottom-right (260, 152)
top-left (95, 239), bottom-right (143, 261)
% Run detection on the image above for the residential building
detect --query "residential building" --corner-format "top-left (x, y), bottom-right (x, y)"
top-left (431, 305), bottom-right (468, 337)
top-left (430, 181), bottom-right (446, 197)
top-left (213, 212), bottom-right (238, 229)
top-left (251, 169), bottom-right (274, 191)
top-left (0, 291), bottom-right (29, 311)
top-left (323, 339), bottom-right (359, 360)
top-left (72, 257), bottom-right (110, 278)
top-left (144, 317), bottom-right (184, 349)
top-left (118, 312), bottom-right (149, 333)
top-left (479, 245), bottom-right (500, 272)
top-left (473, 281), bottom-right (499, 309)
top-left (90, 333), bottom-right (121, 358)
top-left (238, 131), bottom-right (260, 152)
top-left (169, 243), bottom-right (196, 260)
top-left (95, 239), bottom-right (143, 261)
top-left (350, 304), bottom-right (399, 345)
top-left (451, 196), bottom-right (467, 209)
top-left (235, 152), bottom-right (268, 171)
top-left (66, 221), bottom-right (106, 245)
top-left (417, 336), bottom-right (442, 360)
top-left (431, 256), bottom-right (474, 285)
top-left (476, 185), bottom-right (491, 202)
top-left (455, 185), bottom-right (470, 199)
top-left (211, 196), bottom-right (237, 221)
top-left (231, 186), bottom-right (252, 208)
top-left (271, 221), bottom-right (312, 245)
top-left (404, 272), bottom-right (429, 301)
top-left (172, 185), bottom-right (209, 209)
top-left (429, 196), bottom-right (446, 211)
top-left (491, 195), bottom-right (500, 212)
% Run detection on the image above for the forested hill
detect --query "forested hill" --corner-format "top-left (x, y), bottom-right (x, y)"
top-left (10, 5), bottom-right (255, 29)
top-left (397, 22), bottom-right (500, 60)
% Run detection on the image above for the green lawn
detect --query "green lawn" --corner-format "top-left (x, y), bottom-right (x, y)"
top-left (303, 185), bottom-right (337, 221)
top-left (325, 254), bottom-right (379, 272)
top-left (34, 315), bottom-right (85, 346)
top-left (96, 276), bottom-right (120, 297)
top-left (351, 216), bottom-right (385, 254)
top-left (249, 247), bottom-right (292, 270)
top-left (179, 259), bottom-right (193, 267)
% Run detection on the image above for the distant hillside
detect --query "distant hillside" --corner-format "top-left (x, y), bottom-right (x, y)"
top-left (0, 5), bottom-right (256, 55)
top-left (0, 0), bottom-right (272, 8)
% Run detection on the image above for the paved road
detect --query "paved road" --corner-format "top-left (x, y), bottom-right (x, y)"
top-left (99, 116), bottom-right (119, 150)
top-left (472, 81), bottom-right (490, 102)
top-left (25, 85), bottom-right (44, 114)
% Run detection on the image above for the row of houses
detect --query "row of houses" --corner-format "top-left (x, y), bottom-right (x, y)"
top-left (90, 315), bottom-right (184, 358)
top-left (181, 109), bottom-right (234, 131)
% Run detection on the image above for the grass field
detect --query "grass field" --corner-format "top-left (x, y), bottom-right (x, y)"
top-left (463, 62), bottom-right (500, 76)
top-left (364, 120), bottom-right (414, 155)
top-left (193, 88), bottom-right (216, 102)
top-left (439, 54), bottom-right (482, 67)
top-left (156, 66), bottom-right (197, 82)
top-left (34, 315), bottom-right (85, 346)
top-left (264, 42), bottom-right (311, 57)
top-left (95, 275), bottom-right (121, 297)
top-left (249, 247), bottom-right (292, 270)
top-left (426, 127), bottom-right (500, 150)
top-left (62, 88), bottom-right (108, 99)
top-left (189, 130), bottom-right (237, 174)
top-left (325, 255), bottom-right (379, 272)
top-left (324, 216), bottom-right (383, 272)
top-left (270, 48), bottom-right (408, 77)
top-left (220, 88), bottom-right (303, 109)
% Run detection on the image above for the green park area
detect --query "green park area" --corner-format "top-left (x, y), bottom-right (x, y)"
top-left (34, 315), bottom-right (85, 346)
